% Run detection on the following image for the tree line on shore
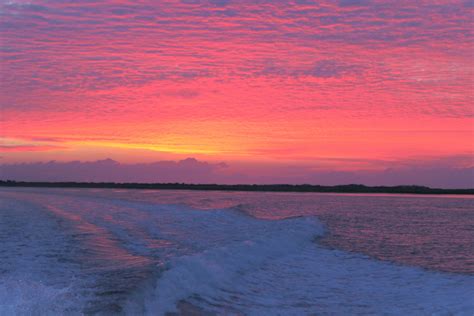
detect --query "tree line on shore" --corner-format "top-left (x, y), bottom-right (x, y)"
top-left (1, 180), bottom-right (473, 195)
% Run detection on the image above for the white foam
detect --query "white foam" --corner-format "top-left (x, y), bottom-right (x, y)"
top-left (0, 195), bottom-right (88, 315)
top-left (125, 216), bottom-right (322, 315)
top-left (123, 206), bottom-right (474, 315)
top-left (0, 278), bottom-right (81, 316)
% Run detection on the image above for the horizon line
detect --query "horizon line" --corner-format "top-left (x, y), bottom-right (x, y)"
top-left (1, 180), bottom-right (473, 195)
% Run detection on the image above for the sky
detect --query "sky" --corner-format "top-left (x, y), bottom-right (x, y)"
top-left (1, 0), bottom-right (473, 187)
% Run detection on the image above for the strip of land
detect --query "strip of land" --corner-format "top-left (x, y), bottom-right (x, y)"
top-left (0, 180), bottom-right (472, 195)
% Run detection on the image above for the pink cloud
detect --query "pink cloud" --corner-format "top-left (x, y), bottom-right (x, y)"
top-left (0, 144), bottom-right (67, 152)
top-left (0, 0), bottom-right (472, 187)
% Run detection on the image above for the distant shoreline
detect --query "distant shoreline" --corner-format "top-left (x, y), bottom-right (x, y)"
top-left (1, 180), bottom-right (473, 195)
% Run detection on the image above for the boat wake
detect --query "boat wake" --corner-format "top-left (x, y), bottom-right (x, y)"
top-left (0, 189), bottom-right (473, 315)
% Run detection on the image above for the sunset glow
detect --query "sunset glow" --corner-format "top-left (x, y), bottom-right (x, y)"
top-left (1, 0), bottom-right (473, 186)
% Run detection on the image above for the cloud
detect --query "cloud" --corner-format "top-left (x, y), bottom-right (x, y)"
top-left (338, 0), bottom-right (371, 7)
top-left (308, 60), bottom-right (361, 78)
top-left (0, 0), bottom-right (472, 170)
top-left (0, 144), bottom-right (66, 152)
top-left (0, 158), bottom-right (227, 183)
top-left (1, 156), bottom-right (473, 188)
top-left (259, 59), bottom-right (362, 78)
top-left (0, 137), bottom-right (67, 152)
top-left (162, 89), bottom-right (200, 98)
top-left (464, 0), bottom-right (474, 8)
top-left (209, 0), bottom-right (232, 7)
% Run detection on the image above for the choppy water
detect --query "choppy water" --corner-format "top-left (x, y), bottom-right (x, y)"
top-left (0, 188), bottom-right (473, 315)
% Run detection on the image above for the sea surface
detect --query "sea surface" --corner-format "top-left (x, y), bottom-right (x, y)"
top-left (0, 188), bottom-right (473, 315)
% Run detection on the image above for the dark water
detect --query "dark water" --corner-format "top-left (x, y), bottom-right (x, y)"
top-left (0, 188), bottom-right (473, 315)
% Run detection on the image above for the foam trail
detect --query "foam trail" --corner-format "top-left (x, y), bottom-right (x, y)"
top-left (121, 205), bottom-right (474, 315)
top-left (125, 216), bottom-right (322, 314)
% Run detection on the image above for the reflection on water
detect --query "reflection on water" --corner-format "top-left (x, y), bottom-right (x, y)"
top-left (0, 188), bottom-right (473, 315)
top-left (76, 189), bottom-right (474, 274)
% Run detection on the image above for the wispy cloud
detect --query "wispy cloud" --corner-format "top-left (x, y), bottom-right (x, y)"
top-left (0, 137), bottom-right (67, 152)
top-left (0, 144), bottom-right (66, 152)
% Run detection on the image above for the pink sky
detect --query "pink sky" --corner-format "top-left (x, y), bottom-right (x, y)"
top-left (1, 0), bottom-right (473, 187)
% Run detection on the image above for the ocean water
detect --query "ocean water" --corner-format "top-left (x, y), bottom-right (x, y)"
top-left (0, 188), bottom-right (473, 315)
